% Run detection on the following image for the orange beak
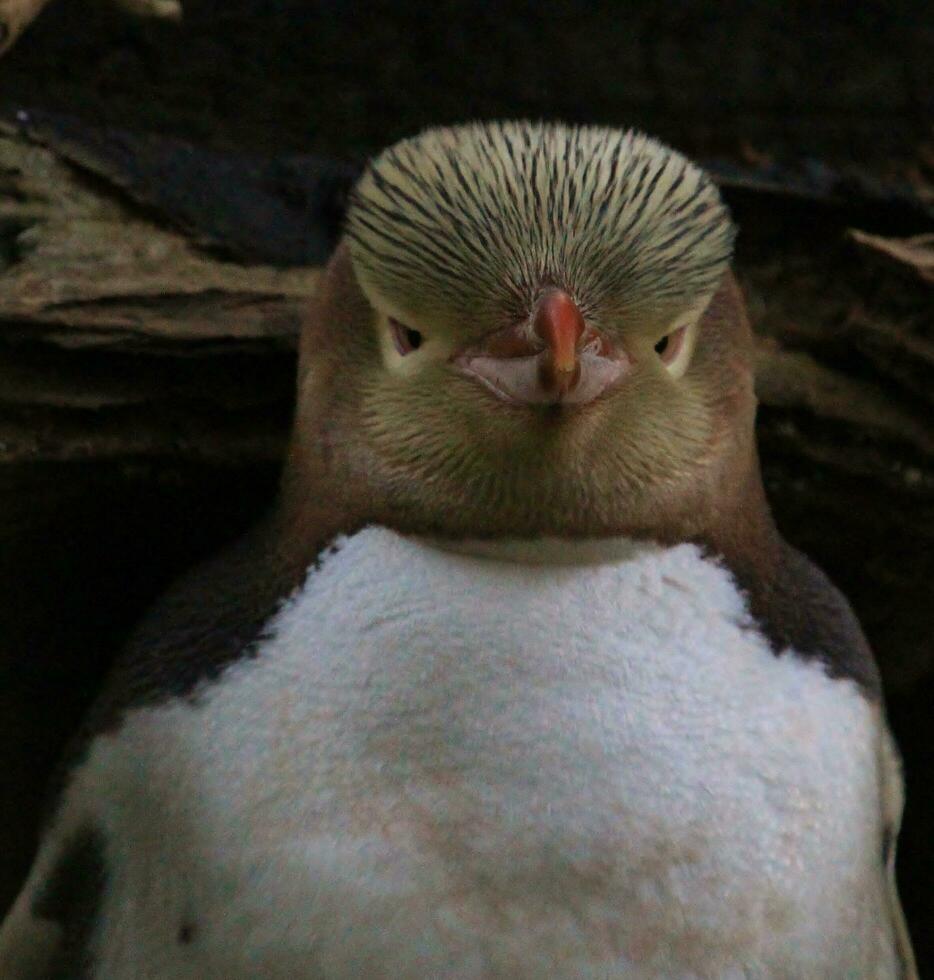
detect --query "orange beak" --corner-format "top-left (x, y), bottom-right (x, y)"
top-left (533, 290), bottom-right (586, 396)
top-left (454, 287), bottom-right (628, 406)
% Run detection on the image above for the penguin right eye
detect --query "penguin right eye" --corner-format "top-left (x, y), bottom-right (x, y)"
top-left (389, 318), bottom-right (423, 356)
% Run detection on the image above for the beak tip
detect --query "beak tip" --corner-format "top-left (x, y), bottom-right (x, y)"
top-left (538, 358), bottom-right (582, 398)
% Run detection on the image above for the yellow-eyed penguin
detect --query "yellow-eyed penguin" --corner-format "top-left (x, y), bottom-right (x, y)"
top-left (0, 121), bottom-right (917, 978)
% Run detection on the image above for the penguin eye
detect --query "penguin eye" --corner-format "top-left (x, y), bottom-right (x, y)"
top-left (654, 324), bottom-right (688, 368)
top-left (389, 317), bottom-right (423, 356)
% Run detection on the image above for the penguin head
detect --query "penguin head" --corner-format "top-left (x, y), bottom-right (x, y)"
top-left (291, 121), bottom-right (759, 541)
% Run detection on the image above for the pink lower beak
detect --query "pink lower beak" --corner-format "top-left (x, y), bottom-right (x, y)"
top-left (454, 290), bottom-right (629, 406)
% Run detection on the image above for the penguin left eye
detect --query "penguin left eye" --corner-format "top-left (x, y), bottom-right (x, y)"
top-left (654, 324), bottom-right (688, 369)
top-left (389, 318), bottom-right (423, 356)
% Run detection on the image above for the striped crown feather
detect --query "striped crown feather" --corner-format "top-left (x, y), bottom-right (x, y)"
top-left (346, 121), bottom-right (735, 326)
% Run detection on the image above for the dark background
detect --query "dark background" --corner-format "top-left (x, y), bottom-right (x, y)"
top-left (2, 0), bottom-right (932, 165)
top-left (1, 0), bottom-right (932, 971)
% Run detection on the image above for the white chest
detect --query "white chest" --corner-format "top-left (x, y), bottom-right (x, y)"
top-left (55, 529), bottom-right (896, 978)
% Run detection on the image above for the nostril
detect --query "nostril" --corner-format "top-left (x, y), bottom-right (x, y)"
top-left (389, 317), bottom-right (423, 355)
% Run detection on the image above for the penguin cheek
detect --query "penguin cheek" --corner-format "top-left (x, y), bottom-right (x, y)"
top-left (609, 373), bottom-right (705, 452)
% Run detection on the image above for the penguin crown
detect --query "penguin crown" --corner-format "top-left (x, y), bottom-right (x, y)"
top-left (346, 120), bottom-right (736, 324)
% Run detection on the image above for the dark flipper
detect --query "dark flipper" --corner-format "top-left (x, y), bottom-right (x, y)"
top-left (0, 827), bottom-right (107, 980)
top-left (733, 540), bottom-right (881, 699)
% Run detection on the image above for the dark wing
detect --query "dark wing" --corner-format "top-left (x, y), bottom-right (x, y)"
top-left (0, 518), bottom-right (315, 977)
top-left (89, 521), bottom-right (297, 721)
top-left (0, 826), bottom-right (105, 979)
top-left (739, 540), bottom-right (881, 698)
top-left (50, 515), bottom-right (313, 800)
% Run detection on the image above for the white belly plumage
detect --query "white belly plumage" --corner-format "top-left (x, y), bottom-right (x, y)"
top-left (8, 529), bottom-right (900, 978)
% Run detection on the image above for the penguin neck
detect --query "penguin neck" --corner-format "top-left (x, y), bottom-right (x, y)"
top-left (423, 535), bottom-right (664, 566)
top-left (275, 395), bottom-right (782, 586)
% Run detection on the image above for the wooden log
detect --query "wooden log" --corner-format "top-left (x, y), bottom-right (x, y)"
top-left (0, 0), bottom-right (181, 58)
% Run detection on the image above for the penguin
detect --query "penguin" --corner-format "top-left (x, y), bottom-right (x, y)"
top-left (0, 121), bottom-right (917, 978)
